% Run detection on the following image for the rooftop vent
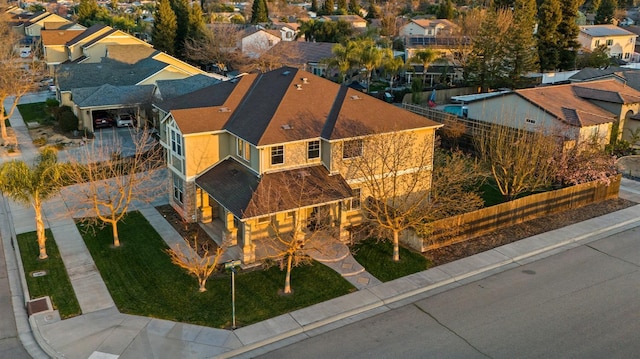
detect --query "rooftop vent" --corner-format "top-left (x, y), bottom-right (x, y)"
top-left (350, 95), bottom-right (362, 100)
top-left (219, 107), bottom-right (231, 112)
top-left (282, 70), bottom-right (291, 76)
top-left (295, 84), bottom-right (302, 90)
top-left (302, 77), bottom-right (309, 84)
top-left (281, 124), bottom-right (293, 130)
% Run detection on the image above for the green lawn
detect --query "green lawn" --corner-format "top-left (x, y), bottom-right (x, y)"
top-left (79, 211), bottom-right (355, 328)
top-left (17, 230), bottom-right (82, 319)
top-left (353, 239), bottom-right (431, 282)
top-left (17, 102), bottom-right (49, 124)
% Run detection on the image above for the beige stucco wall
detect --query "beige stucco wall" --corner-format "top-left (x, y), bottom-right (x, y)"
top-left (578, 33), bottom-right (636, 59)
top-left (152, 52), bottom-right (207, 75)
top-left (185, 134), bottom-right (222, 178)
top-left (43, 45), bottom-right (68, 67)
top-left (259, 140), bottom-right (322, 173)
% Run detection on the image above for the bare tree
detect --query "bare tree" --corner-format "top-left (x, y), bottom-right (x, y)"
top-left (255, 42), bottom-right (304, 73)
top-left (245, 167), bottom-right (349, 294)
top-left (0, 12), bottom-right (41, 142)
top-left (348, 132), bottom-right (485, 261)
top-left (166, 236), bottom-right (226, 292)
top-left (183, 23), bottom-right (247, 73)
top-left (475, 123), bottom-right (558, 201)
top-left (62, 129), bottom-right (165, 247)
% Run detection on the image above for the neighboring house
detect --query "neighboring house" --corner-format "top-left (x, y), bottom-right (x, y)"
top-left (271, 20), bottom-right (299, 41)
top-left (62, 24), bottom-right (153, 63)
top-left (399, 19), bottom-right (458, 38)
top-left (55, 45), bottom-right (223, 131)
top-left (578, 25), bottom-right (637, 61)
top-left (320, 15), bottom-right (367, 29)
top-left (462, 80), bottom-right (640, 147)
top-left (156, 67), bottom-right (441, 263)
top-left (41, 29), bottom-right (86, 73)
top-left (261, 41), bottom-right (334, 76)
top-left (24, 12), bottom-right (73, 37)
top-left (239, 27), bottom-right (281, 58)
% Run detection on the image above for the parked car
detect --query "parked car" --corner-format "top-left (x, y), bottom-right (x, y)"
top-left (116, 114), bottom-right (135, 127)
top-left (94, 116), bottom-right (113, 129)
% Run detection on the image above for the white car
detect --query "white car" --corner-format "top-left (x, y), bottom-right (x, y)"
top-left (116, 114), bottom-right (135, 127)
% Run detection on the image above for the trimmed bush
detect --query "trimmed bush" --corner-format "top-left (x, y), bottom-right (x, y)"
top-left (58, 106), bottom-right (79, 132)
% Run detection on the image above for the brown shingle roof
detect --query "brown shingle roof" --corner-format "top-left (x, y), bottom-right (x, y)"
top-left (572, 80), bottom-right (640, 104)
top-left (168, 67), bottom-right (441, 143)
top-left (41, 29), bottom-right (85, 46)
top-left (516, 81), bottom-right (619, 127)
top-left (195, 158), bottom-right (353, 219)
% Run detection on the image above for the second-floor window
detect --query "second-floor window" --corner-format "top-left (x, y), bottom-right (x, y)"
top-left (595, 39), bottom-right (600, 47)
top-left (271, 145), bottom-right (284, 165)
top-left (352, 188), bottom-right (361, 209)
top-left (343, 139), bottom-right (363, 159)
top-left (171, 129), bottom-right (182, 156)
top-left (606, 39), bottom-right (613, 46)
top-left (237, 139), bottom-right (250, 161)
top-left (308, 140), bottom-right (320, 159)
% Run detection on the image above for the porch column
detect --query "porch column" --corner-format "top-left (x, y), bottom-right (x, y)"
top-left (197, 188), bottom-right (212, 223)
top-left (241, 224), bottom-right (256, 264)
top-left (223, 211), bottom-right (238, 246)
top-left (338, 201), bottom-right (350, 242)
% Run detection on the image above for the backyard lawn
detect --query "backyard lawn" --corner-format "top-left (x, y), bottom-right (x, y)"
top-left (17, 230), bottom-right (81, 319)
top-left (17, 102), bottom-right (49, 124)
top-left (78, 211), bottom-right (355, 328)
top-left (352, 239), bottom-right (431, 282)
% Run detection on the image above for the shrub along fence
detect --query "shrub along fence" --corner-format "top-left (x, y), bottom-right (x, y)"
top-left (402, 175), bottom-right (621, 252)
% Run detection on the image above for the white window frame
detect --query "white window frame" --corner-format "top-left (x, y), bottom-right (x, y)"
top-left (271, 145), bottom-right (284, 165)
top-left (170, 129), bottom-right (183, 156)
top-left (308, 140), bottom-right (320, 159)
top-left (172, 173), bottom-right (183, 204)
top-left (237, 138), bottom-right (250, 161)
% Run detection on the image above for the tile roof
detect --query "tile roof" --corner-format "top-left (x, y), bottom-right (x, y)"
top-left (41, 29), bottom-right (85, 46)
top-left (410, 19), bottom-right (457, 29)
top-left (514, 81), bottom-right (630, 127)
top-left (195, 158), bottom-right (353, 219)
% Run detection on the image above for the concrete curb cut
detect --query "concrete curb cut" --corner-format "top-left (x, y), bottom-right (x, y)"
top-left (218, 208), bottom-right (640, 358)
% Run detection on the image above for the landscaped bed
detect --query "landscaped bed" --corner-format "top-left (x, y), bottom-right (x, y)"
top-left (17, 230), bottom-right (81, 319)
top-left (78, 211), bottom-right (355, 328)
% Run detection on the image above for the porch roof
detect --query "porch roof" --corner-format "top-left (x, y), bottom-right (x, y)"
top-left (195, 158), bottom-right (353, 220)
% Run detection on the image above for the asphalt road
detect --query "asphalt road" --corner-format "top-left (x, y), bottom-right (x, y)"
top-left (257, 227), bottom-right (640, 359)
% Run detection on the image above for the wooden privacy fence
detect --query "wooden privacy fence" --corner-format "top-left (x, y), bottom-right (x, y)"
top-left (401, 175), bottom-right (622, 252)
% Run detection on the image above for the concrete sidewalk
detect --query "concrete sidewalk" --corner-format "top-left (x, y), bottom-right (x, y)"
top-left (15, 193), bottom-right (640, 359)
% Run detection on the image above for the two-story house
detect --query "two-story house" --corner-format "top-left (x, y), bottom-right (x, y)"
top-left (156, 67), bottom-right (441, 264)
top-left (578, 25), bottom-right (637, 61)
top-left (399, 19), bottom-right (457, 38)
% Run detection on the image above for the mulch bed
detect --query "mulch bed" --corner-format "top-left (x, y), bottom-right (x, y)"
top-left (155, 205), bottom-right (218, 256)
top-left (424, 198), bottom-right (636, 266)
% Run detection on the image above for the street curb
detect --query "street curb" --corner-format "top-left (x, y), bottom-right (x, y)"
top-left (218, 207), bottom-right (640, 358)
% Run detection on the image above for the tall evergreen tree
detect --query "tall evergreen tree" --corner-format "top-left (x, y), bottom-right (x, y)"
top-left (557, 0), bottom-right (582, 70)
top-left (310, 0), bottom-right (319, 12)
top-left (504, 0), bottom-right (538, 87)
top-left (595, 0), bottom-right (617, 24)
top-left (77, 0), bottom-right (98, 26)
top-left (153, 0), bottom-right (177, 55)
top-left (467, 8), bottom-right (512, 91)
top-left (187, 3), bottom-right (206, 41)
top-left (322, 0), bottom-right (335, 15)
top-left (437, 0), bottom-right (455, 19)
top-left (250, 0), bottom-right (269, 23)
top-left (537, 0), bottom-right (563, 71)
top-left (170, 0), bottom-right (190, 56)
top-left (348, 0), bottom-right (360, 14)
top-left (337, 0), bottom-right (348, 13)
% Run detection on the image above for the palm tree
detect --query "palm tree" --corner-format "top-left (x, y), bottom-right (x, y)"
top-left (354, 38), bottom-right (385, 93)
top-left (410, 48), bottom-right (439, 87)
top-left (0, 147), bottom-right (62, 259)
top-left (324, 41), bottom-right (358, 84)
top-left (382, 49), bottom-right (405, 91)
